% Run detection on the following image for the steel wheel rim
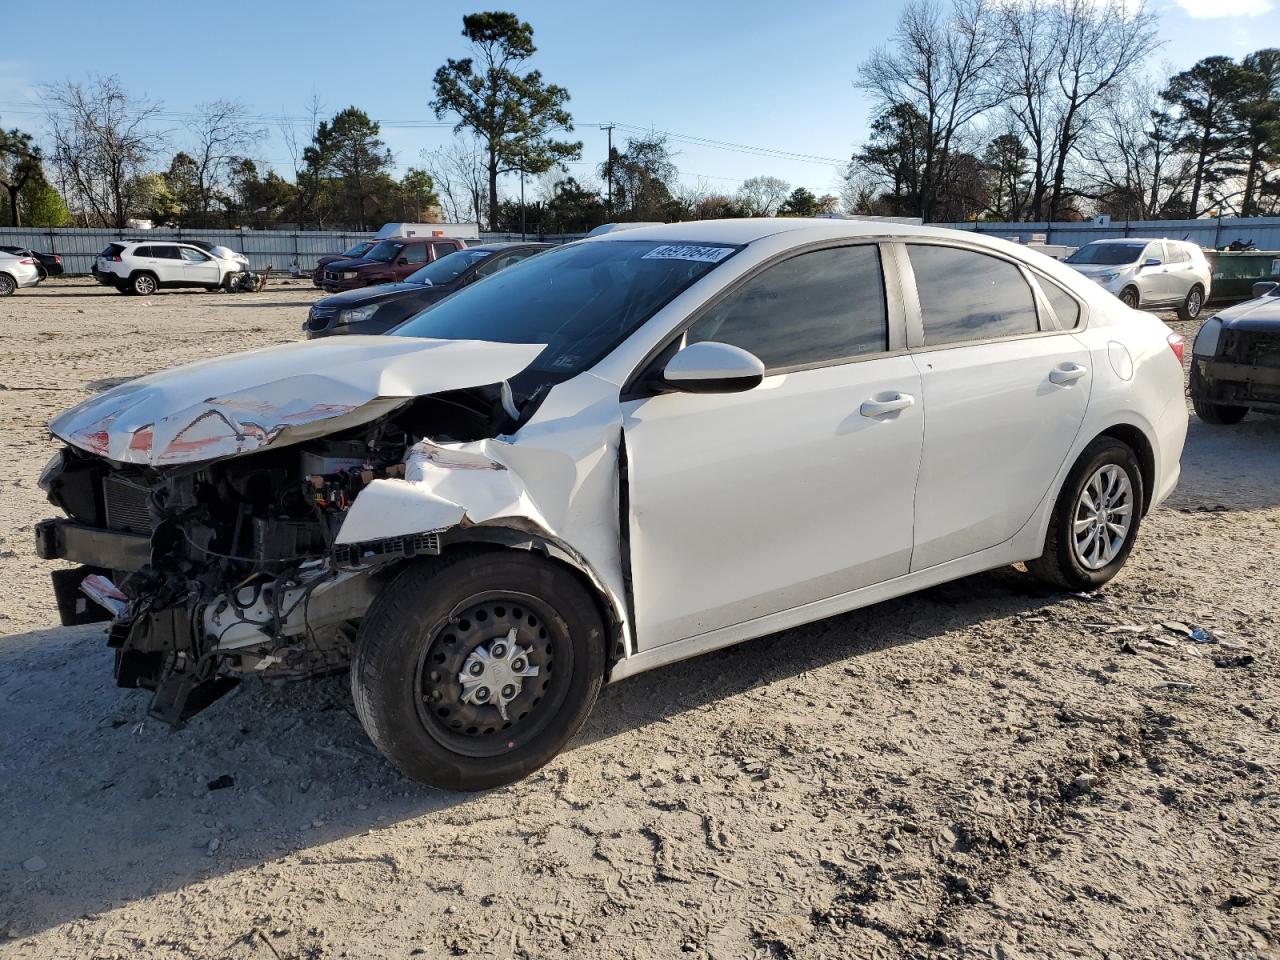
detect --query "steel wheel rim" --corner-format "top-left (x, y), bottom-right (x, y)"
top-left (1073, 465), bottom-right (1133, 571)
top-left (414, 591), bottom-right (573, 759)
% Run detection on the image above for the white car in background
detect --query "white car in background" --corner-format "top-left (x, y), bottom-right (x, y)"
top-left (0, 250), bottom-right (43, 296)
top-left (1065, 238), bottom-right (1211, 320)
top-left (94, 240), bottom-right (245, 295)
top-left (38, 219), bottom-right (1188, 791)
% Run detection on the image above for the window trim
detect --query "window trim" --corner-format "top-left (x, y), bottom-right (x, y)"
top-left (620, 238), bottom-right (905, 400)
top-left (895, 239), bottom-right (1089, 352)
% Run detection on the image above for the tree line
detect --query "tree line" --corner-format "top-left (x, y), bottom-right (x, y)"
top-left (848, 0), bottom-right (1280, 223)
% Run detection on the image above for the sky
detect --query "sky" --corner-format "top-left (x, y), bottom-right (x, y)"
top-left (1, 0), bottom-right (1277, 204)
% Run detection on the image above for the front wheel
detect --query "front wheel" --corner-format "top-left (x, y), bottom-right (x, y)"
top-left (1027, 437), bottom-right (1144, 592)
top-left (1118, 287), bottom-right (1140, 309)
top-left (1178, 285), bottom-right (1205, 322)
top-left (351, 552), bottom-right (606, 791)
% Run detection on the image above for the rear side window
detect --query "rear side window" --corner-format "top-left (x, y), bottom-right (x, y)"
top-left (133, 246), bottom-right (151, 258)
top-left (101, 244), bottom-right (125, 257)
top-left (151, 245), bottom-right (181, 260)
top-left (908, 245), bottom-right (1039, 346)
top-left (1166, 244), bottom-right (1190, 263)
top-left (1039, 277), bottom-right (1082, 329)
top-left (686, 245), bottom-right (888, 370)
top-left (431, 242), bottom-right (458, 260)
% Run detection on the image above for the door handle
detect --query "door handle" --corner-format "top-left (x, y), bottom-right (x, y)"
top-left (1049, 362), bottom-right (1088, 385)
top-left (860, 392), bottom-right (915, 418)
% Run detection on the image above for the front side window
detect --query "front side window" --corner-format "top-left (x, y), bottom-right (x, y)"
top-left (908, 245), bottom-right (1039, 346)
top-left (365, 240), bottom-right (404, 263)
top-left (402, 244), bottom-right (428, 264)
top-left (394, 239), bottom-right (737, 387)
top-left (686, 245), bottom-right (888, 370)
top-left (180, 247), bottom-right (210, 263)
top-left (475, 249), bottom-right (538, 278)
top-left (1144, 242), bottom-right (1167, 264)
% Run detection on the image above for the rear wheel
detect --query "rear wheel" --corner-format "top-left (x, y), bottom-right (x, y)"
top-left (1027, 437), bottom-right (1144, 592)
top-left (1118, 287), bottom-right (1140, 309)
top-left (351, 552), bottom-right (606, 790)
top-left (130, 272), bottom-right (157, 296)
top-left (1177, 285), bottom-right (1205, 321)
top-left (1193, 398), bottom-right (1248, 425)
top-left (0, 273), bottom-right (15, 297)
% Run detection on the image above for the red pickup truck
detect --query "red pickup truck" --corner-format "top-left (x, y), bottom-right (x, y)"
top-left (320, 236), bottom-right (466, 292)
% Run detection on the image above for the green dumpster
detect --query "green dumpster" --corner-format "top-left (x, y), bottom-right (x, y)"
top-left (1205, 251), bottom-right (1280, 302)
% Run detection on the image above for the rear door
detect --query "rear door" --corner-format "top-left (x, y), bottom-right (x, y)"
top-left (148, 245), bottom-right (184, 284)
top-left (622, 242), bottom-right (924, 650)
top-left (903, 242), bottom-right (1092, 571)
top-left (1163, 242), bottom-right (1196, 302)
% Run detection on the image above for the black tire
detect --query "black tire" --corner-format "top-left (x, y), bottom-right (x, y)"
top-left (130, 272), bottom-right (158, 296)
top-left (1119, 287), bottom-right (1140, 309)
top-left (0, 273), bottom-right (15, 297)
top-left (1027, 437), bottom-right (1144, 592)
top-left (1177, 285), bottom-right (1205, 322)
top-left (351, 551), bottom-right (606, 790)
top-left (1193, 398), bottom-right (1248, 424)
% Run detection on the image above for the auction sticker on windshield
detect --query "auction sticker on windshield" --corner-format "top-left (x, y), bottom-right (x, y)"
top-left (640, 244), bottom-right (735, 263)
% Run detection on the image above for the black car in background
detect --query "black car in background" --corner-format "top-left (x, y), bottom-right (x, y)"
top-left (304, 242), bottom-right (552, 339)
top-left (1189, 280), bottom-right (1280, 424)
top-left (0, 245), bottom-right (63, 276)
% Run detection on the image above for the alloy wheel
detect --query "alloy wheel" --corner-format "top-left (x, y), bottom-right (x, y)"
top-left (1072, 464), bottom-right (1134, 571)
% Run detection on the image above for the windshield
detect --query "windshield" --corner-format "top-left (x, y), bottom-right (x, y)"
top-left (393, 239), bottom-right (738, 383)
top-left (364, 240), bottom-right (404, 263)
top-left (344, 241), bottom-right (374, 257)
top-left (1067, 243), bottom-right (1145, 266)
top-left (406, 249), bottom-right (493, 285)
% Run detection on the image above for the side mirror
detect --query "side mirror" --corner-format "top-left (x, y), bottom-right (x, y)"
top-left (658, 341), bottom-right (765, 394)
top-left (1252, 280), bottom-right (1279, 299)
top-left (1141, 258), bottom-right (1162, 268)
top-left (397, 257), bottom-right (409, 266)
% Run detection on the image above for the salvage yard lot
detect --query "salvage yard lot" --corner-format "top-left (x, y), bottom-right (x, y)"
top-left (1, 278), bottom-right (1277, 959)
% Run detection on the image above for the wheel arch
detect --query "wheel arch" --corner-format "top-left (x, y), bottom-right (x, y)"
top-left (434, 523), bottom-right (629, 670)
top-left (129, 269), bottom-right (159, 287)
top-left (1092, 422), bottom-right (1156, 515)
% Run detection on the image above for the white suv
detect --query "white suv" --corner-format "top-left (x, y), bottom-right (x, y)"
top-left (94, 241), bottom-right (244, 296)
top-left (1066, 238), bottom-right (1211, 320)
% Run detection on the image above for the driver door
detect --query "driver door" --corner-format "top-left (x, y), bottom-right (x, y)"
top-left (621, 244), bottom-right (924, 651)
top-left (180, 246), bottom-right (221, 285)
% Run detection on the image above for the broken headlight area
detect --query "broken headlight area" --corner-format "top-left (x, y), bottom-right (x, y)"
top-left (35, 402), bottom-right (492, 725)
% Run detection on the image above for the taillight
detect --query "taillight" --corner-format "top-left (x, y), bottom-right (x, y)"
top-left (53, 256), bottom-right (61, 264)
top-left (109, 255), bottom-right (122, 262)
top-left (1167, 332), bottom-right (1186, 364)
top-left (19, 257), bottom-right (34, 265)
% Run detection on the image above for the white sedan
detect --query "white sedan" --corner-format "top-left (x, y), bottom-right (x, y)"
top-left (0, 251), bottom-right (43, 296)
top-left (38, 219), bottom-right (1188, 790)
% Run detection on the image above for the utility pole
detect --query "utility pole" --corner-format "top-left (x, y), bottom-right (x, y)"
top-left (520, 168), bottom-right (526, 241)
top-left (600, 123), bottom-right (615, 215)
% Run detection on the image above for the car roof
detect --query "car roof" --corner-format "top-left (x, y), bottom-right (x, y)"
top-left (582, 217), bottom-right (998, 247)
top-left (1087, 237), bottom-right (1193, 245)
top-left (469, 242), bottom-right (553, 252)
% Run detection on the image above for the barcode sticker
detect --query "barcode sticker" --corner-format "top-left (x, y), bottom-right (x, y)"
top-left (641, 244), bottom-right (734, 263)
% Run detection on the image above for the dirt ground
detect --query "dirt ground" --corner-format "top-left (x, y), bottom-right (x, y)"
top-left (0, 278), bottom-right (1277, 960)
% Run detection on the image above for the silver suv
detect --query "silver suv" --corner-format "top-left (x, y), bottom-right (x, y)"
top-left (1066, 238), bottom-right (1211, 320)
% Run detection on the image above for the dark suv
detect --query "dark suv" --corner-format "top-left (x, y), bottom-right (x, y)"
top-left (311, 240), bottom-right (377, 287)
top-left (321, 237), bottom-right (465, 292)
top-left (305, 242), bottom-right (551, 338)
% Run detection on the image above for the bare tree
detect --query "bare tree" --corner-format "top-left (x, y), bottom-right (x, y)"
top-left (281, 94), bottom-right (325, 227)
top-left (422, 138), bottom-right (488, 224)
top-left (857, 0), bottom-right (1004, 221)
top-left (183, 99), bottom-right (265, 224)
top-left (996, 0), bottom-right (1062, 220)
top-left (1042, 0), bottom-right (1160, 222)
top-left (42, 76), bottom-right (167, 227)
top-left (736, 175), bottom-right (791, 216)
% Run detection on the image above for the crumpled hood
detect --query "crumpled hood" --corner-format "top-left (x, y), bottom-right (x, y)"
top-left (49, 336), bottom-right (544, 467)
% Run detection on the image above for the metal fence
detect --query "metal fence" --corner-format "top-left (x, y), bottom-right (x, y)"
top-left (0, 227), bottom-right (384, 276)
top-left (0, 227), bottom-right (592, 275)
top-left (933, 216), bottom-right (1280, 251)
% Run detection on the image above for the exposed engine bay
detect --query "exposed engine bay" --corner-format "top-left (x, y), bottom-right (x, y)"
top-left (36, 385), bottom-right (522, 723)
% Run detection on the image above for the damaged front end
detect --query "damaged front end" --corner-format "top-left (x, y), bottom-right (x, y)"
top-left (35, 336), bottom-right (566, 724)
